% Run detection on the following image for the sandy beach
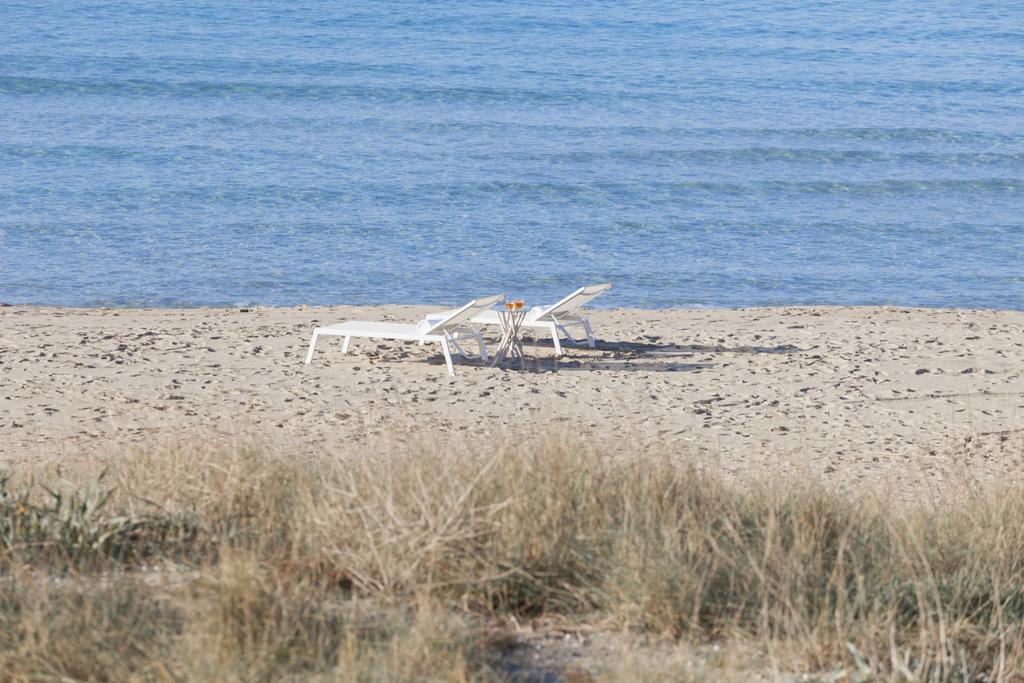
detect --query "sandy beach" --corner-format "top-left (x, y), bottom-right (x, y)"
top-left (2, 304), bottom-right (1022, 494)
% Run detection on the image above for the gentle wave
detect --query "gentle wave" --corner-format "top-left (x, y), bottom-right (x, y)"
top-left (5, 143), bottom-right (1024, 169)
top-left (4, 74), bottom-right (1021, 101)
top-left (526, 149), bottom-right (1024, 165)
top-left (2, 178), bottom-right (1021, 207)
top-left (0, 76), bottom-right (626, 103)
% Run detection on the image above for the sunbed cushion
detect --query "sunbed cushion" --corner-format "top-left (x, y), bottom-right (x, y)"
top-left (317, 321), bottom-right (437, 341)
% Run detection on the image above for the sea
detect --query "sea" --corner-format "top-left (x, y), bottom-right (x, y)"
top-left (1, 1), bottom-right (1022, 310)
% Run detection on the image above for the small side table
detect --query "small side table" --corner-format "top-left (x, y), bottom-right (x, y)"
top-left (490, 305), bottom-right (527, 369)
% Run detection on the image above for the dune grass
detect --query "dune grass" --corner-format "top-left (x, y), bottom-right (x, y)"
top-left (1, 435), bottom-right (1023, 681)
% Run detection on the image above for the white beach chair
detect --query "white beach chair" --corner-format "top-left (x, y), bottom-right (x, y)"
top-left (427, 283), bottom-right (612, 357)
top-left (304, 294), bottom-right (504, 375)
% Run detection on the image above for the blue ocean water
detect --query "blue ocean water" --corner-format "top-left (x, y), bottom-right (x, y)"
top-left (1, 1), bottom-right (1022, 309)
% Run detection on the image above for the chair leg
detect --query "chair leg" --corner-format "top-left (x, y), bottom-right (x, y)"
top-left (549, 322), bottom-right (563, 357)
top-left (440, 339), bottom-right (455, 375)
top-left (341, 336), bottom-right (351, 353)
top-left (305, 331), bottom-right (319, 364)
top-left (582, 317), bottom-right (596, 348)
top-left (448, 335), bottom-right (469, 359)
top-left (475, 330), bottom-right (488, 362)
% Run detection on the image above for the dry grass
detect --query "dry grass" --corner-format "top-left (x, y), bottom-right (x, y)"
top-left (2, 434), bottom-right (1023, 681)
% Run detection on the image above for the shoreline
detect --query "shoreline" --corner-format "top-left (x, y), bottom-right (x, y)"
top-left (4, 302), bottom-right (1023, 314)
top-left (3, 304), bottom-right (1023, 496)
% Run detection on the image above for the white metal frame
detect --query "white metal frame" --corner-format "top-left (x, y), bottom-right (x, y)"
top-left (426, 283), bottom-right (611, 357)
top-left (304, 294), bottom-right (504, 375)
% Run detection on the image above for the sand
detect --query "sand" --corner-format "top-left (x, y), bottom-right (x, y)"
top-left (2, 304), bottom-right (1023, 495)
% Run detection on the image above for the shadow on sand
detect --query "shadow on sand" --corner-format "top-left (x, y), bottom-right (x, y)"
top-left (520, 336), bottom-right (811, 356)
top-left (426, 337), bottom-right (810, 373)
top-left (553, 359), bottom-right (714, 373)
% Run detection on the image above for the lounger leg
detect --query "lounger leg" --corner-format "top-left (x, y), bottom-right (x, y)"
top-left (475, 330), bottom-right (488, 362)
top-left (440, 339), bottom-right (455, 375)
top-left (341, 336), bottom-right (351, 353)
top-left (448, 336), bottom-right (468, 359)
top-left (305, 331), bottom-right (319, 364)
top-left (560, 324), bottom-right (581, 344)
top-left (549, 322), bottom-right (563, 357)
top-left (582, 317), bottom-right (596, 348)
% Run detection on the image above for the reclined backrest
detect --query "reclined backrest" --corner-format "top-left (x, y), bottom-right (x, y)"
top-left (533, 283), bottom-right (612, 321)
top-left (423, 293), bottom-right (505, 333)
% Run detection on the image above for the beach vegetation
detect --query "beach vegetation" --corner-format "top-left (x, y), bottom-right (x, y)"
top-left (1, 435), bottom-right (1022, 680)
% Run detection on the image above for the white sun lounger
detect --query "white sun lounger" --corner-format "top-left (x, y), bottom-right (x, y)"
top-left (304, 294), bottom-right (504, 375)
top-left (427, 283), bottom-right (612, 357)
